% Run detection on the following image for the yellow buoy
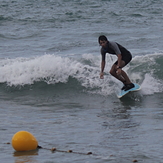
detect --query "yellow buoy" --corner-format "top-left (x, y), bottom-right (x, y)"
top-left (12, 131), bottom-right (38, 152)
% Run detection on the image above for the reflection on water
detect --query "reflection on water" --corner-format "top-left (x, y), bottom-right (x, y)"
top-left (13, 150), bottom-right (38, 163)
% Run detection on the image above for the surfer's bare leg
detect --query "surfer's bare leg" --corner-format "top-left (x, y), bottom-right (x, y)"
top-left (110, 63), bottom-right (132, 84)
top-left (120, 70), bottom-right (132, 84)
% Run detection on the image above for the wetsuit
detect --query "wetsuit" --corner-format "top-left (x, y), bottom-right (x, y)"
top-left (101, 41), bottom-right (132, 65)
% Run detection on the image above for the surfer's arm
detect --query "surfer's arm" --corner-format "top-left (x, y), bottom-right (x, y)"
top-left (110, 42), bottom-right (122, 69)
top-left (100, 50), bottom-right (106, 79)
top-left (100, 60), bottom-right (105, 79)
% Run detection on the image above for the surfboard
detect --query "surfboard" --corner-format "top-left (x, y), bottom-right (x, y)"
top-left (117, 83), bottom-right (141, 99)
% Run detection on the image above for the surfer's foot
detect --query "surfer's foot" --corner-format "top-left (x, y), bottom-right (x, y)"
top-left (121, 80), bottom-right (127, 90)
top-left (124, 83), bottom-right (135, 91)
top-left (121, 84), bottom-right (127, 90)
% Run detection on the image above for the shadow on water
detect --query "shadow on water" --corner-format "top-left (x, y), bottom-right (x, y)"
top-left (118, 91), bottom-right (163, 108)
top-left (118, 92), bottom-right (143, 107)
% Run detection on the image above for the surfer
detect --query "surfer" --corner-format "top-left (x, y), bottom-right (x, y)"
top-left (98, 35), bottom-right (134, 91)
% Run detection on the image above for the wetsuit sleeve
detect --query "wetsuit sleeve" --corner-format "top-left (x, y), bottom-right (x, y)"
top-left (101, 48), bottom-right (106, 61)
top-left (109, 41), bottom-right (121, 55)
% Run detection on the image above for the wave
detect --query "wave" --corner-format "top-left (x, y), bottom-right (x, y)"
top-left (0, 53), bottom-right (163, 96)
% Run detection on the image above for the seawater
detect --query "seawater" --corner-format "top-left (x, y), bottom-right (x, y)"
top-left (1, 0), bottom-right (163, 163)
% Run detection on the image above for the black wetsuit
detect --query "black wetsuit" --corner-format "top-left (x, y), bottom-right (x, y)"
top-left (101, 41), bottom-right (132, 65)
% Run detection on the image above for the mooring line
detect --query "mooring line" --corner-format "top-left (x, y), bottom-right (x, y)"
top-left (37, 145), bottom-right (96, 156)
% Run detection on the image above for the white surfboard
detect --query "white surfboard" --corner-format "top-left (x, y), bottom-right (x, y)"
top-left (117, 83), bottom-right (141, 99)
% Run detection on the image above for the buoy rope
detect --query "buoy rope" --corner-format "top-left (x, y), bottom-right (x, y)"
top-left (37, 145), bottom-right (96, 156)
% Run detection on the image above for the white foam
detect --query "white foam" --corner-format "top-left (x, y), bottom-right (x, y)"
top-left (0, 53), bottom-right (162, 96)
top-left (141, 73), bottom-right (163, 95)
top-left (0, 54), bottom-right (115, 95)
top-left (0, 54), bottom-right (81, 86)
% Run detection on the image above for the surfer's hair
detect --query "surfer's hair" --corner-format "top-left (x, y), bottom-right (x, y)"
top-left (98, 35), bottom-right (108, 44)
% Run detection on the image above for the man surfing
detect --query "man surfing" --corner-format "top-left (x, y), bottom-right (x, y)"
top-left (98, 35), bottom-right (134, 91)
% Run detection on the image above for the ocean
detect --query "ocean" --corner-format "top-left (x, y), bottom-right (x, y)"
top-left (1, 0), bottom-right (163, 162)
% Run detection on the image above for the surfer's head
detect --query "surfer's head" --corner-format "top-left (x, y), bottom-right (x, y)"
top-left (98, 35), bottom-right (108, 48)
